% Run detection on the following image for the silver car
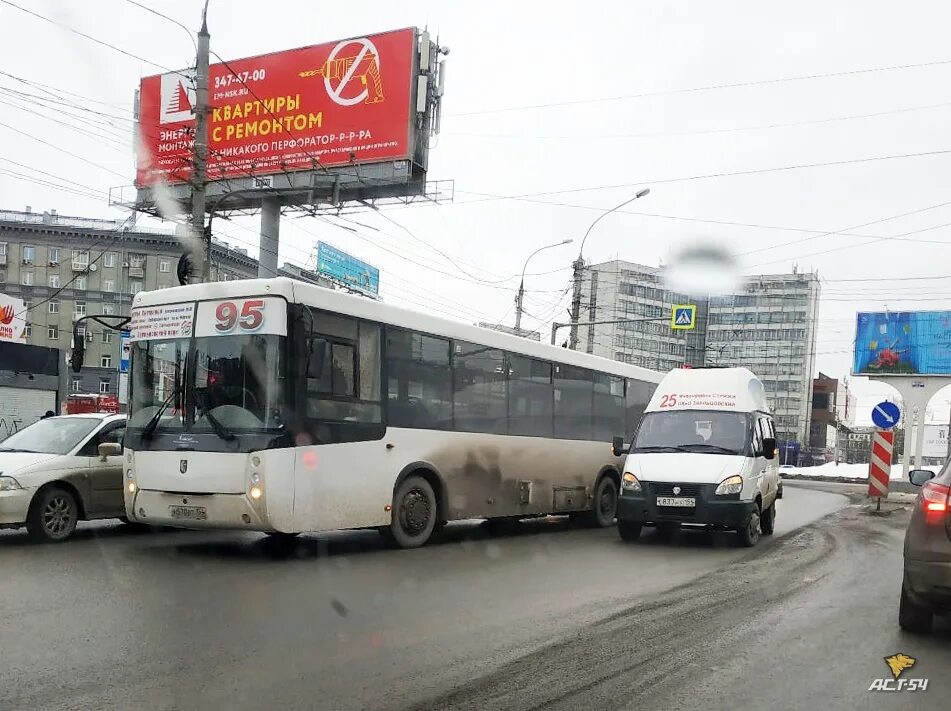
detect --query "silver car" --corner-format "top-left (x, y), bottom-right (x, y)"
top-left (899, 464), bottom-right (951, 632)
top-left (0, 414), bottom-right (126, 542)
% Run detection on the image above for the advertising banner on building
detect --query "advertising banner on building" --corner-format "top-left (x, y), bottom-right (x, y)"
top-left (853, 311), bottom-right (951, 375)
top-left (137, 28), bottom-right (417, 186)
top-left (316, 242), bottom-right (380, 296)
top-left (0, 293), bottom-right (27, 343)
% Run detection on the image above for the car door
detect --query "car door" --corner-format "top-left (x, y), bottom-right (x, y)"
top-left (758, 415), bottom-right (779, 503)
top-left (77, 421), bottom-right (126, 517)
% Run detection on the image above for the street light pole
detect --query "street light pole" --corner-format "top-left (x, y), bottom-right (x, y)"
top-left (515, 239), bottom-right (573, 335)
top-left (568, 188), bottom-right (650, 350)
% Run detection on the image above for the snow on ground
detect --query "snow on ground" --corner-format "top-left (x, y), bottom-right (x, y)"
top-left (781, 462), bottom-right (943, 481)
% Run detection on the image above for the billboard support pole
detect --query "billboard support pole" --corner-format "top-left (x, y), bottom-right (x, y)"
top-left (868, 376), bottom-right (946, 480)
top-left (192, 3), bottom-right (210, 283)
top-left (259, 197), bottom-right (280, 278)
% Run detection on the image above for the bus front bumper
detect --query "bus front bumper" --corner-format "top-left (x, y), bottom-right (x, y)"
top-left (129, 489), bottom-right (270, 530)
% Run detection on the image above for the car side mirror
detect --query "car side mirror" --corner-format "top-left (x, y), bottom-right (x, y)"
top-left (612, 436), bottom-right (627, 457)
top-left (761, 437), bottom-right (776, 460)
top-left (98, 442), bottom-right (121, 460)
top-left (909, 469), bottom-right (935, 486)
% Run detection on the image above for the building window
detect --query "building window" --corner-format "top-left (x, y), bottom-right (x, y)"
top-left (75, 275), bottom-right (87, 290)
top-left (101, 354), bottom-right (112, 369)
top-left (20, 271), bottom-right (33, 286)
top-left (24, 323), bottom-right (31, 338)
top-left (130, 280), bottom-right (143, 295)
top-left (0, 242), bottom-right (6, 264)
top-left (74, 301), bottom-right (86, 317)
top-left (71, 376), bottom-right (81, 392)
top-left (103, 330), bottom-right (114, 344)
top-left (48, 274), bottom-right (60, 288)
top-left (104, 252), bottom-right (117, 268)
top-left (99, 377), bottom-right (110, 394)
top-left (102, 303), bottom-right (115, 315)
top-left (48, 247), bottom-right (60, 265)
top-left (22, 245), bottom-right (35, 264)
top-left (71, 250), bottom-right (89, 268)
top-left (48, 300), bottom-right (59, 314)
top-left (48, 324), bottom-right (59, 340)
top-left (102, 278), bottom-right (115, 292)
top-left (159, 259), bottom-right (171, 273)
top-left (129, 253), bottom-right (145, 268)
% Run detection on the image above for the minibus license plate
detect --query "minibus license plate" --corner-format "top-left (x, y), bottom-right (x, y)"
top-left (169, 505), bottom-right (207, 521)
top-left (656, 496), bottom-right (695, 507)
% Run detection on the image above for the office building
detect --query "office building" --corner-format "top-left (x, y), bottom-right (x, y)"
top-left (0, 207), bottom-right (328, 397)
top-left (576, 260), bottom-right (820, 446)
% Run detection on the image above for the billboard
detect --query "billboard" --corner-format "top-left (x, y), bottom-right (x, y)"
top-left (316, 242), bottom-right (380, 296)
top-left (137, 28), bottom-right (417, 186)
top-left (854, 311), bottom-right (951, 375)
top-left (0, 293), bottom-right (27, 342)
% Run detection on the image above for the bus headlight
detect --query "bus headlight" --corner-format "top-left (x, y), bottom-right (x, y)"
top-left (621, 472), bottom-right (642, 493)
top-left (250, 472), bottom-right (261, 485)
top-left (715, 475), bottom-right (743, 496)
top-left (249, 485), bottom-right (263, 500)
top-left (127, 481), bottom-right (136, 494)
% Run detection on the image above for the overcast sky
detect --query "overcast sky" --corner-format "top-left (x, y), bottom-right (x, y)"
top-left (3, 0), bottom-right (951, 425)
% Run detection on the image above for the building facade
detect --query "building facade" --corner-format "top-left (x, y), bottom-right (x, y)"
top-left (0, 208), bottom-right (327, 398)
top-left (577, 260), bottom-right (820, 446)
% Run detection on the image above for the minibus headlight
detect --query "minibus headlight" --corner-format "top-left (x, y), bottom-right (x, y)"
top-left (715, 475), bottom-right (743, 496)
top-left (621, 472), bottom-right (642, 493)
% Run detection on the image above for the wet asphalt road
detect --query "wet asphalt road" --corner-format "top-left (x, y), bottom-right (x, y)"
top-left (1, 483), bottom-right (934, 711)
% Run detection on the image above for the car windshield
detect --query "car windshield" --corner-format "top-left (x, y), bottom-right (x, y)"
top-left (0, 417), bottom-right (100, 455)
top-left (633, 410), bottom-right (750, 455)
top-left (129, 334), bottom-right (285, 432)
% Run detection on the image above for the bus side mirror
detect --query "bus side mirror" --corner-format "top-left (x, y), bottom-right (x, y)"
top-left (307, 338), bottom-right (327, 379)
top-left (71, 325), bottom-right (85, 373)
top-left (762, 437), bottom-right (776, 459)
top-left (612, 436), bottom-right (627, 457)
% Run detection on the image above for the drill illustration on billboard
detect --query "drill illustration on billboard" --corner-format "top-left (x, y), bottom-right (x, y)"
top-left (298, 39), bottom-right (386, 105)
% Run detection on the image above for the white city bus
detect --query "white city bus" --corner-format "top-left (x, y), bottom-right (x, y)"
top-left (123, 278), bottom-right (663, 547)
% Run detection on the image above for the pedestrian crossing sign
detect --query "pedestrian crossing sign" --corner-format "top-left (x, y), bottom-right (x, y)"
top-left (671, 304), bottom-right (697, 330)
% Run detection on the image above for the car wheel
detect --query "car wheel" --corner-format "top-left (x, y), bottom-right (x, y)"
top-left (736, 507), bottom-right (761, 547)
top-left (27, 486), bottom-right (79, 542)
top-left (761, 502), bottom-right (776, 536)
top-left (618, 520), bottom-right (642, 542)
top-left (655, 522), bottom-right (680, 541)
top-left (586, 476), bottom-right (619, 528)
top-left (388, 475), bottom-right (437, 549)
top-left (898, 581), bottom-right (933, 633)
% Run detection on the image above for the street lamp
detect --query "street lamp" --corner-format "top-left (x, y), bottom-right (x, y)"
top-left (569, 187), bottom-right (651, 349)
top-left (515, 239), bottom-right (573, 335)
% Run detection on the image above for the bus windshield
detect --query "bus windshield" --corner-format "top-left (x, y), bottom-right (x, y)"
top-left (632, 410), bottom-right (750, 455)
top-left (129, 334), bottom-right (285, 432)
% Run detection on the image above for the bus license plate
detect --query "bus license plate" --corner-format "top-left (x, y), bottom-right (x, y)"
top-left (169, 505), bottom-right (207, 521)
top-left (656, 496), bottom-right (695, 507)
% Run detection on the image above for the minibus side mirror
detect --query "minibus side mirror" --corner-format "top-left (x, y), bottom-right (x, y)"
top-left (761, 437), bottom-right (776, 460)
top-left (612, 436), bottom-right (627, 457)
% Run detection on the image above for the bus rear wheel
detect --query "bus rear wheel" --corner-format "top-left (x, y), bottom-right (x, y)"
top-left (387, 475), bottom-right (437, 549)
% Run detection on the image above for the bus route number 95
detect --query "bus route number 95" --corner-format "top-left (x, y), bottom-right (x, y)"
top-left (215, 299), bottom-right (265, 333)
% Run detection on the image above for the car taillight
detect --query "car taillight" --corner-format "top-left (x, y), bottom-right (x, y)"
top-left (920, 481), bottom-right (950, 516)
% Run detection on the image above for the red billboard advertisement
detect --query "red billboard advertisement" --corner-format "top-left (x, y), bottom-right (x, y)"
top-left (137, 27), bottom-right (417, 186)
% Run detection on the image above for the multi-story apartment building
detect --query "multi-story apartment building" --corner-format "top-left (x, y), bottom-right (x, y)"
top-left (0, 208), bottom-right (326, 397)
top-left (577, 260), bottom-right (820, 446)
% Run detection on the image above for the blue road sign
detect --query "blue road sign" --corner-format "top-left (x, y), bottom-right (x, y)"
top-left (871, 401), bottom-right (901, 429)
top-left (671, 304), bottom-right (697, 330)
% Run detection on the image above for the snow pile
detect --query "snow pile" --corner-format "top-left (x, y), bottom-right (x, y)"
top-left (781, 462), bottom-right (942, 481)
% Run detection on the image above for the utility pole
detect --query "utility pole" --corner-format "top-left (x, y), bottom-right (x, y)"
top-left (516, 239), bottom-right (572, 336)
top-left (191, 2), bottom-right (210, 283)
top-left (568, 256), bottom-right (585, 349)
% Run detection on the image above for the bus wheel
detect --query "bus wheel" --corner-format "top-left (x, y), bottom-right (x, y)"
top-left (586, 476), bottom-right (619, 528)
top-left (389, 475), bottom-right (437, 549)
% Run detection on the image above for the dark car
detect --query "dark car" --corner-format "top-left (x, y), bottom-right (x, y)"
top-left (899, 464), bottom-right (951, 632)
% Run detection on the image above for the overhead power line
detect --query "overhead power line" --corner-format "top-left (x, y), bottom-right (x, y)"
top-left (0, 0), bottom-right (176, 72)
top-left (450, 56), bottom-right (951, 117)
